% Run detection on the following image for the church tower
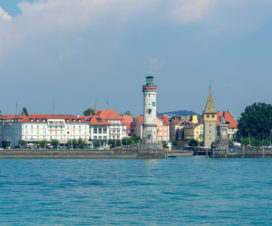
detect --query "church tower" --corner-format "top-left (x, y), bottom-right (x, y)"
top-left (143, 76), bottom-right (157, 143)
top-left (203, 86), bottom-right (217, 149)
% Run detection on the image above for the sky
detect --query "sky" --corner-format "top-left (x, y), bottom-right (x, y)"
top-left (0, 0), bottom-right (272, 118)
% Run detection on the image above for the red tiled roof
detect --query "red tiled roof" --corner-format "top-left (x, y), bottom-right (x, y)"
top-left (138, 116), bottom-right (144, 125)
top-left (89, 116), bottom-right (110, 126)
top-left (157, 116), bottom-right (170, 125)
top-left (172, 119), bottom-right (184, 125)
top-left (217, 112), bottom-right (238, 129)
top-left (97, 110), bottom-right (124, 120)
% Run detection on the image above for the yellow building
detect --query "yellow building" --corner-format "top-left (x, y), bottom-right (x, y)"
top-left (184, 124), bottom-right (204, 142)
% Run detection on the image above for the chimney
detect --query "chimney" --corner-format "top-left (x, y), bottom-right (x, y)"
top-left (94, 105), bottom-right (98, 115)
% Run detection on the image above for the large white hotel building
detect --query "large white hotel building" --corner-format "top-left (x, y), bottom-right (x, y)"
top-left (0, 110), bottom-right (129, 147)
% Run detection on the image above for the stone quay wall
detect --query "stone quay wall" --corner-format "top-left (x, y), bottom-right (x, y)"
top-left (211, 147), bottom-right (272, 158)
top-left (0, 143), bottom-right (166, 159)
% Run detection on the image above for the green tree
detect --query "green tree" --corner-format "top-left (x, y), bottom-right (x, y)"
top-left (78, 138), bottom-right (87, 149)
top-left (172, 141), bottom-right (178, 147)
top-left (238, 103), bottom-right (272, 140)
top-left (51, 139), bottom-right (59, 149)
top-left (108, 139), bottom-right (121, 147)
top-left (187, 139), bottom-right (199, 147)
top-left (18, 140), bottom-right (27, 148)
top-left (22, 107), bottom-right (28, 116)
top-left (132, 136), bottom-right (141, 143)
top-left (83, 108), bottom-right (95, 116)
top-left (123, 111), bottom-right (132, 116)
top-left (162, 141), bottom-right (168, 148)
top-left (122, 137), bottom-right (133, 145)
top-left (38, 140), bottom-right (48, 148)
top-left (93, 141), bottom-right (100, 148)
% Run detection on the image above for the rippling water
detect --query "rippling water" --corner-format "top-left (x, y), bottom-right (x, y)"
top-left (0, 157), bottom-right (272, 225)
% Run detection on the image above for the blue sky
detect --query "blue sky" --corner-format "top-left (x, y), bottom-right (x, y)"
top-left (0, 0), bottom-right (272, 118)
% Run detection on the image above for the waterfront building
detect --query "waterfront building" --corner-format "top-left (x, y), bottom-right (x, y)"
top-left (120, 114), bottom-right (133, 137)
top-left (184, 124), bottom-right (204, 142)
top-left (142, 76), bottom-right (158, 143)
top-left (0, 115), bottom-right (90, 147)
top-left (131, 115), bottom-right (170, 142)
top-left (157, 116), bottom-right (170, 142)
top-left (169, 119), bottom-right (190, 142)
top-left (216, 111), bottom-right (238, 140)
top-left (203, 87), bottom-right (217, 149)
top-left (81, 109), bottom-right (128, 146)
top-left (97, 110), bottom-right (128, 140)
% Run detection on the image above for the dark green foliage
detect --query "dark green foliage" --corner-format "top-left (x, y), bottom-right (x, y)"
top-left (123, 111), bottom-right (132, 116)
top-left (132, 136), bottom-right (141, 143)
top-left (22, 107), bottom-right (28, 116)
top-left (18, 140), bottom-right (27, 148)
top-left (122, 138), bottom-right (133, 145)
top-left (67, 139), bottom-right (86, 149)
top-left (172, 141), bottom-right (178, 147)
top-left (51, 139), bottom-right (59, 149)
top-left (38, 140), bottom-right (47, 148)
top-left (241, 137), bottom-right (270, 147)
top-left (93, 141), bottom-right (100, 148)
top-left (162, 141), bottom-right (168, 148)
top-left (187, 139), bottom-right (199, 147)
top-left (83, 108), bottom-right (95, 116)
top-left (108, 139), bottom-right (121, 147)
top-left (199, 141), bottom-right (204, 146)
top-left (238, 103), bottom-right (272, 140)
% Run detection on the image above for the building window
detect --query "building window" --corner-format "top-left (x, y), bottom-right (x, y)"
top-left (99, 128), bottom-right (102, 134)
top-left (94, 127), bottom-right (97, 134)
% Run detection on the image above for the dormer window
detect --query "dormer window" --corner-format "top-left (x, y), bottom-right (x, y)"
top-left (30, 118), bottom-right (33, 122)
top-left (97, 118), bottom-right (102, 123)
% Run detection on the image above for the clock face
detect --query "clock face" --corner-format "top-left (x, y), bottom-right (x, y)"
top-left (152, 101), bottom-right (156, 107)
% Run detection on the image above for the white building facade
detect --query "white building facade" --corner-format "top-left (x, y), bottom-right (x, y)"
top-left (0, 115), bottom-right (90, 146)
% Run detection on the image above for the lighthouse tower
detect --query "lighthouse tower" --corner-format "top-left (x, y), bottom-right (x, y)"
top-left (143, 76), bottom-right (158, 143)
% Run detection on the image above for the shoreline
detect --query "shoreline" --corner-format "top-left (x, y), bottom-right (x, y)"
top-left (0, 149), bottom-right (195, 159)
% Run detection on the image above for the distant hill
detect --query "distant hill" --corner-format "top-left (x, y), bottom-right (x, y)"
top-left (157, 110), bottom-right (201, 117)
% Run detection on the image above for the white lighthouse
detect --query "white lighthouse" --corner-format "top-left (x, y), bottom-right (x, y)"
top-left (143, 76), bottom-right (158, 143)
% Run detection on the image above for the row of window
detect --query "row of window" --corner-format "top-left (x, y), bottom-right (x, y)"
top-left (93, 136), bottom-right (107, 140)
top-left (24, 131), bottom-right (88, 135)
top-left (93, 127), bottom-right (107, 134)
top-left (24, 125), bottom-right (89, 129)
top-left (23, 136), bottom-right (89, 140)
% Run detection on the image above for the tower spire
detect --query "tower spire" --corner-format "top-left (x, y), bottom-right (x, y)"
top-left (204, 84), bottom-right (216, 114)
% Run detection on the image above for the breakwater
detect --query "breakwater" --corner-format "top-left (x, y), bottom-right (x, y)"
top-left (211, 147), bottom-right (272, 158)
top-left (0, 143), bottom-right (166, 159)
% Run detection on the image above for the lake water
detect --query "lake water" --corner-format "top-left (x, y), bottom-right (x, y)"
top-left (0, 157), bottom-right (272, 225)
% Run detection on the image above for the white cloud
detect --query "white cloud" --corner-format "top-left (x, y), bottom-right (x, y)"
top-left (0, 0), bottom-right (272, 58)
top-left (171, 0), bottom-right (214, 24)
top-left (0, 7), bottom-right (12, 21)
